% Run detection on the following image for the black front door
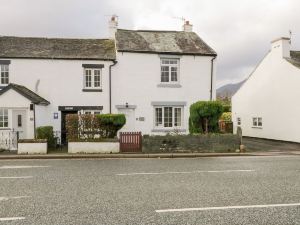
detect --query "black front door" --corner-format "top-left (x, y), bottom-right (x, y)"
top-left (61, 111), bottom-right (77, 145)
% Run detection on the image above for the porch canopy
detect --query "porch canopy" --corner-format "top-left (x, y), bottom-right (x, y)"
top-left (0, 83), bottom-right (50, 105)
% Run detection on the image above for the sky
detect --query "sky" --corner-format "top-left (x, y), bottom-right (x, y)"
top-left (0, 0), bottom-right (299, 87)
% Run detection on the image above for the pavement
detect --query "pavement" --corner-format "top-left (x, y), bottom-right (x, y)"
top-left (1, 151), bottom-right (300, 160)
top-left (0, 156), bottom-right (299, 224)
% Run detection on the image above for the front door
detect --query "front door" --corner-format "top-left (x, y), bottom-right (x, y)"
top-left (61, 111), bottom-right (78, 145)
top-left (118, 108), bottom-right (135, 132)
top-left (12, 110), bottom-right (27, 139)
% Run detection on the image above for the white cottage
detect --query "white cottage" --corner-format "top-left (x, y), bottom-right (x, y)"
top-left (0, 17), bottom-right (217, 147)
top-left (232, 37), bottom-right (300, 143)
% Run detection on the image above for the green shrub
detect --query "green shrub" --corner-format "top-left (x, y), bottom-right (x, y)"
top-left (95, 114), bottom-right (126, 138)
top-left (222, 104), bottom-right (231, 112)
top-left (220, 112), bottom-right (232, 122)
top-left (189, 101), bottom-right (223, 134)
top-left (36, 126), bottom-right (55, 148)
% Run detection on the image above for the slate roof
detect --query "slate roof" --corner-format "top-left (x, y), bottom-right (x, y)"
top-left (0, 36), bottom-right (116, 60)
top-left (116, 29), bottom-right (216, 56)
top-left (286, 51), bottom-right (300, 69)
top-left (0, 83), bottom-right (50, 105)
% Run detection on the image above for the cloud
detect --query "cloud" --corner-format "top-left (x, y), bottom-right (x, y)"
top-left (0, 0), bottom-right (299, 86)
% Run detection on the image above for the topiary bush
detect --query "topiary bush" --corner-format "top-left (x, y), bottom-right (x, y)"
top-left (36, 126), bottom-right (55, 148)
top-left (95, 114), bottom-right (126, 138)
top-left (189, 101), bottom-right (223, 134)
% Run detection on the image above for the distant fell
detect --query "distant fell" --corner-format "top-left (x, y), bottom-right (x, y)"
top-left (217, 80), bottom-right (245, 98)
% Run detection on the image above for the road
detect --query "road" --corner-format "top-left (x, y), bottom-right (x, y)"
top-left (0, 156), bottom-right (299, 225)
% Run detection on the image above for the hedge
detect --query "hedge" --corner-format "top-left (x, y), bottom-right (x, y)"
top-left (189, 101), bottom-right (223, 134)
top-left (36, 126), bottom-right (55, 148)
top-left (66, 114), bottom-right (126, 141)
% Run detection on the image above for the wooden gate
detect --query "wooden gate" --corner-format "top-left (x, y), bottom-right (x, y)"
top-left (120, 132), bottom-right (142, 153)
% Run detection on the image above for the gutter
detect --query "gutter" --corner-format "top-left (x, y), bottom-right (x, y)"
top-left (109, 60), bottom-right (118, 114)
top-left (210, 56), bottom-right (217, 101)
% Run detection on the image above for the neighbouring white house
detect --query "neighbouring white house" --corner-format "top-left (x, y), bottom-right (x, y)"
top-left (0, 17), bottom-right (217, 148)
top-left (232, 37), bottom-right (300, 143)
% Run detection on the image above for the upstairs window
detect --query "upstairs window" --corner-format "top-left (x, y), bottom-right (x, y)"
top-left (84, 68), bottom-right (102, 89)
top-left (0, 64), bottom-right (9, 85)
top-left (0, 109), bottom-right (8, 128)
top-left (160, 59), bottom-right (179, 83)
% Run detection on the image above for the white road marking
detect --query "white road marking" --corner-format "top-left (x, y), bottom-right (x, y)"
top-left (116, 169), bottom-right (254, 176)
top-left (0, 217), bottom-right (25, 221)
top-left (0, 165), bottom-right (49, 169)
top-left (156, 203), bottom-right (300, 213)
top-left (0, 176), bottom-right (33, 179)
top-left (0, 196), bottom-right (30, 201)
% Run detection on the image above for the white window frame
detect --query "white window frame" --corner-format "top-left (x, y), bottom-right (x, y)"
top-left (160, 58), bottom-right (180, 84)
top-left (83, 68), bottom-right (102, 89)
top-left (252, 117), bottom-right (262, 128)
top-left (154, 106), bottom-right (183, 129)
top-left (0, 64), bottom-right (9, 85)
top-left (0, 109), bottom-right (9, 128)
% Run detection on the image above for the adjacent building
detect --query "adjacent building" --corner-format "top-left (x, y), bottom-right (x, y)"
top-left (232, 37), bottom-right (300, 143)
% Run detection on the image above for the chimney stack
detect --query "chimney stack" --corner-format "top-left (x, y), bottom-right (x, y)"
top-left (109, 15), bottom-right (118, 39)
top-left (271, 37), bottom-right (291, 58)
top-left (183, 20), bottom-right (193, 32)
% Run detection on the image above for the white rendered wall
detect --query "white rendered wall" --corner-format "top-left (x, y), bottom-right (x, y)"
top-left (68, 142), bottom-right (119, 153)
top-left (18, 142), bottom-right (47, 154)
top-left (5, 59), bottom-right (113, 132)
top-left (112, 52), bottom-right (216, 135)
top-left (232, 45), bottom-right (300, 142)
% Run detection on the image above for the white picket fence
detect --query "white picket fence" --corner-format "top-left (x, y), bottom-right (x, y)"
top-left (0, 130), bottom-right (18, 150)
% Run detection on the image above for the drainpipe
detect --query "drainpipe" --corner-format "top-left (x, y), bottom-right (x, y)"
top-left (109, 60), bottom-right (118, 114)
top-left (33, 103), bottom-right (36, 138)
top-left (210, 56), bottom-right (217, 101)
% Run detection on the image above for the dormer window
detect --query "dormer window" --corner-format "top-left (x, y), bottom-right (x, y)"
top-left (160, 58), bottom-right (179, 83)
top-left (0, 63), bottom-right (9, 85)
top-left (82, 64), bottom-right (104, 92)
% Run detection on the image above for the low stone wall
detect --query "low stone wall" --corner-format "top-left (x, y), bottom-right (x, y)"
top-left (18, 141), bottom-right (47, 154)
top-left (68, 142), bottom-right (119, 154)
top-left (143, 134), bottom-right (240, 153)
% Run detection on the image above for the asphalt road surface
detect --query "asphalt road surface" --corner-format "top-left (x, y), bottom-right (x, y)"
top-left (0, 156), bottom-right (299, 225)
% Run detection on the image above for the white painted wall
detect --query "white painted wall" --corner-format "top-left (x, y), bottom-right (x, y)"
top-left (1, 51), bottom-right (215, 137)
top-left (232, 38), bottom-right (300, 143)
top-left (68, 142), bottom-right (119, 153)
top-left (112, 52), bottom-right (216, 135)
top-left (4, 59), bottom-right (113, 133)
top-left (18, 142), bottom-right (47, 154)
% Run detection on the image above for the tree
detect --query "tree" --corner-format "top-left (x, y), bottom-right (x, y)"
top-left (189, 101), bottom-right (223, 134)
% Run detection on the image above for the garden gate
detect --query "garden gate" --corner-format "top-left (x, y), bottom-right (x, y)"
top-left (119, 132), bottom-right (142, 153)
top-left (0, 131), bottom-right (18, 150)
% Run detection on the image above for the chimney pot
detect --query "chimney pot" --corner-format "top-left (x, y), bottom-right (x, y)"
top-left (108, 15), bottom-right (118, 39)
top-left (183, 20), bottom-right (193, 32)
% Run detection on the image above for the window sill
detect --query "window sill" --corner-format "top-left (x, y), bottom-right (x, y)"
top-left (157, 83), bottom-right (182, 88)
top-left (252, 127), bottom-right (263, 129)
top-left (0, 128), bottom-right (11, 130)
top-left (82, 89), bottom-right (102, 92)
top-left (151, 128), bottom-right (187, 133)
